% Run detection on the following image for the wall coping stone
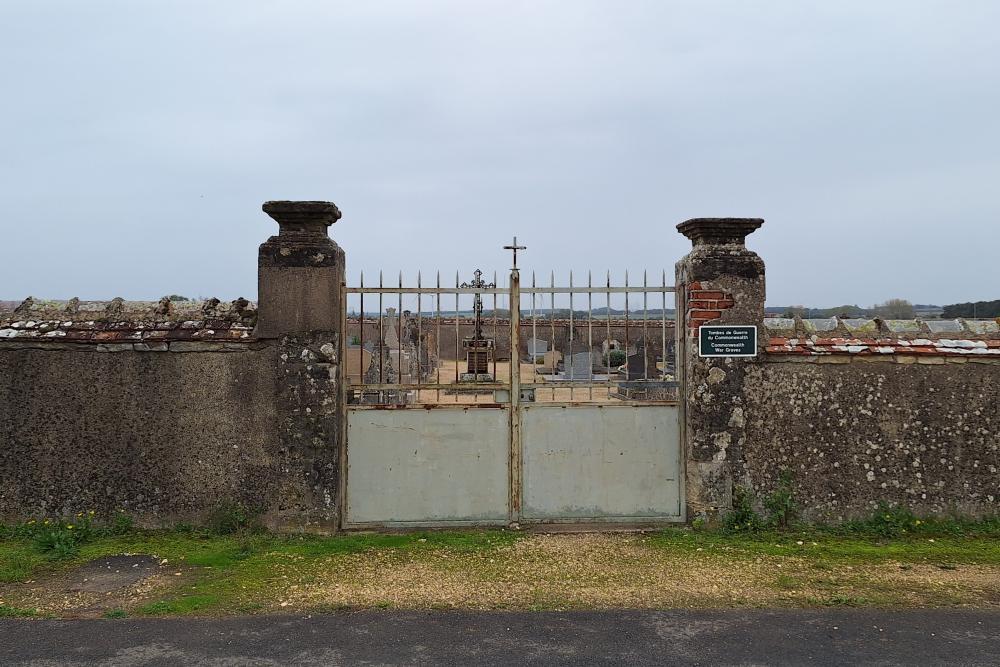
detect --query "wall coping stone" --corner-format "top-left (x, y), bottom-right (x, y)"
top-left (676, 218), bottom-right (764, 247)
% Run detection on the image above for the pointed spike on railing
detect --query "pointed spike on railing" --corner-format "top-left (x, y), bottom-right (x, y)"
top-left (360, 270), bottom-right (364, 287)
top-left (398, 271), bottom-right (402, 287)
top-left (625, 269), bottom-right (629, 286)
top-left (417, 270), bottom-right (422, 288)
top-left (531, 270), bottom-right (536, 287)
top-left (588, 270), bottom-right (592, 288)
top-left (607, 270), bottom-right (611, 287)
top-left (436, 271), bottom-right (440, 287)
top-left (569, 270), bottom-right (573, 287)
top-left (644, 269), bottom-right (648, 287)
top-left (379, 270), bottom-right (383, 287)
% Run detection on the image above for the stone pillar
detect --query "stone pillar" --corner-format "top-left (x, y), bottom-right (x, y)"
top-left (256, 200), bottom-right (345, 338)
top-left (675, 218), bottom-right (765, 523)
top-left (257, 200), bottom-right (345, 533)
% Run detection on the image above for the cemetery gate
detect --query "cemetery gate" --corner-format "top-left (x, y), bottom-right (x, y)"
top-left (341, 249), bottom-right (682, 528)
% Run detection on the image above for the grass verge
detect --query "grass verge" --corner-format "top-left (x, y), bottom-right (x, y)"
top-left (0, 518), bottom-right (997, 617)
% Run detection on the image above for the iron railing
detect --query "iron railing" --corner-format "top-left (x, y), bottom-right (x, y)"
top-left (343, 268), bottom-right (678, 406)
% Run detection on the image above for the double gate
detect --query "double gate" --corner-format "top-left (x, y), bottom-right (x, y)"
top-left (341, 259), bottom-right (682, 528)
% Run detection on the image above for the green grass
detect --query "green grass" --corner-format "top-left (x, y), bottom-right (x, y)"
top-left (0, 541), bottom-right (48, 583)
top-left (646, 527), bottom-right (1000, 565)
top-left (0, 604), bottom-right (39, 618)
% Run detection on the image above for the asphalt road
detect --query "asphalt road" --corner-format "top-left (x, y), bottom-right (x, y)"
top-left (1, 609), bottom-right (997, 666)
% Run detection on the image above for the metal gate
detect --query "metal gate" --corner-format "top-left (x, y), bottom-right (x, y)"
top-left (341, 244), bottom-right (682, 528)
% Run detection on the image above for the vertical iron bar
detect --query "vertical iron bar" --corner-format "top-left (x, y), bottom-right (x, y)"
top-left (398, 271), bottom-right (403, 395)
top-left (378, 270), bottom-right (384, 389)
top-left (624, 269), bottom-right (630, 389)
top-left (417, 271), bottom-right (422, 403)
top-left (606, 270), bottom-right (612, 400)
top-left (509, 264), bottom-right (522, 525)
top-left (359, 271), bottom-right (364, 400)
top-left (455, 271), bottom-right (460, 401)
top-left (531, 271), bottom-right (537, 388)
top-left (662, 270), bottom-right (668, 381)
top-left (568, 270), bottom-right (574, 401)
top-left (493, 270), bottom-right (498, 387)
top-left (588, 270), bottom-right (593, 401)
top-left (643, 269), bottom-right (649, 381)
top-left (436, 271), bottom-right (441, 403)
top-left (550, 270), bottom-right (556, 402)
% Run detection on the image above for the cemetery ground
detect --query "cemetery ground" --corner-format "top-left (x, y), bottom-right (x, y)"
top-left (1, 515), bottom-right (998, 619)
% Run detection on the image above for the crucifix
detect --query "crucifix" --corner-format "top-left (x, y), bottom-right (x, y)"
top-left (460, 268), bottom-right (496, 378)
top-left (504, 236), bottom-right (526, 269)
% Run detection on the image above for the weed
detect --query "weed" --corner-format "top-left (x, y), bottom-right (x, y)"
top-left (108, 512), bottom-right (134, 536)
top-left (139, 594), bottom-right (219, 616)
top-left (835, 503), bottom-right (920, 538)
top-left (825, 595), bottom-right (870, 607)
top-left (104, 609), bottom-right (127, 619)
top-left (722, 487), bottom-right (763, 533)
top-left (762, 470), bottom-right (798, 529)
top-left (206, 504), bottom-right (263, 536)
top-left (0, 605), bottom-right (37, 618)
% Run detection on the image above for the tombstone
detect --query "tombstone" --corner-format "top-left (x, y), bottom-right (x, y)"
top-left (564, 351), bottom-right (594, 380)
top-left (382, 307), bottom-right (400, 349)
top-left (526, 337), bottom-right (548, 361)
top-left (540, 350), bottom-right (563, 373)
top-left (626, 339), bottom-right (656, 380)
top-left (345, 344), bottom-right (373, 385)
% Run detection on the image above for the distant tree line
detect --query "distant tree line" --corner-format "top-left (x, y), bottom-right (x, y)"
top-left (775, 298), bottom-right (1000, 320)
top-left (778, 299), bottom-right (918, 320)
top-left (940, 300), bottom-right (1000, 319)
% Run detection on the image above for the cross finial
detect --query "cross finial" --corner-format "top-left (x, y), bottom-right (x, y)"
top-left (504, 236), bottom-right (527, 269)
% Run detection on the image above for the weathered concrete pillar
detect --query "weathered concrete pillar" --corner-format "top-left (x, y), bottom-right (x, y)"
top-left (257, 200), bottom-right (345, 532)
top-left (256, 200), bottom-right (345, 338)
top-left (675, 218), bottom-right (765, 523)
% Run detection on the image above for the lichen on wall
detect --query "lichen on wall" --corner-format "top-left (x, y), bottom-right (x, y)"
top-left (742, 361), bottom-right (1000, 520)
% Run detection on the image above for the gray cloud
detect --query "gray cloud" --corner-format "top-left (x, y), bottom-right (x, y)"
top-left (2, 1), bottom-right (998, 307)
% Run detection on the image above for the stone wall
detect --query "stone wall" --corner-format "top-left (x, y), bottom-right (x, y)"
top-left (676, 218), bottom-right (1000, 522)
top-left (0, 200), bottom-right (345, 531)
top-left (742, 358), bottom-right (999, 520)
top-left (0, 342), bottom-right (280, 524)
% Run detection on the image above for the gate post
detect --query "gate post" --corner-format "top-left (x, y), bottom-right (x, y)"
top-left (675, 218), bottom-right (765, 523)
top-left (256, 200), bottom-right (346, 533)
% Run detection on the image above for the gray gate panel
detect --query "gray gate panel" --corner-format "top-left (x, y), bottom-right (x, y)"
top-left (346, 407), bottom-right (509, 526)
top-left (521, 405), bottom-right (681, 521)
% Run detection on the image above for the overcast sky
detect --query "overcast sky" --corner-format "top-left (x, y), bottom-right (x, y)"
top-left (1, 1), bottom-right (998, 307)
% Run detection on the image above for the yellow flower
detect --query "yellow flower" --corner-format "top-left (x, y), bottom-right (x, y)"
top-left (67, 525), bottom-right (74, 529)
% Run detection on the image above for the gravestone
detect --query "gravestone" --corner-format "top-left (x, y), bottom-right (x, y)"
top-left (565, 351), bottom-right (594, 380)
top-left (526, 337), bottom-right (548, 361)
top-left (626, 339), bottom-right (655, 380)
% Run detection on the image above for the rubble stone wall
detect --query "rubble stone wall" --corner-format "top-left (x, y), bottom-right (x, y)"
top-left (0, 341), bottom-right (289, 526)
top-left (741, 356), bottom-right (999, 520)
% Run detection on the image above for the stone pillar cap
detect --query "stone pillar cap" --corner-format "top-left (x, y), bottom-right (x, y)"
top-left (677, 218), bottom-right (763, 247)
top-left (263, 201), bottom-right (342, 229)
